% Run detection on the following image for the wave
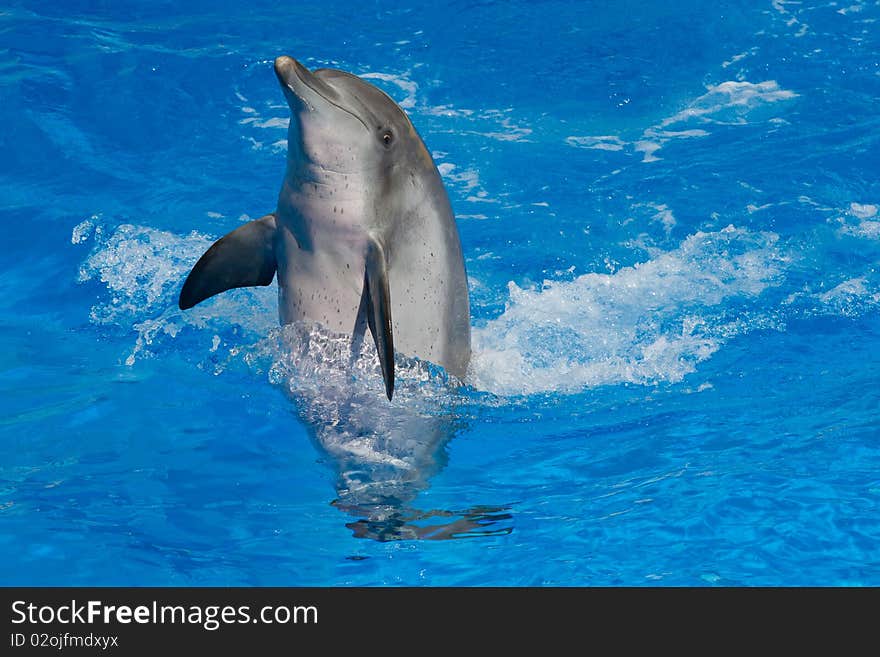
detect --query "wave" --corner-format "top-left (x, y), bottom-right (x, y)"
top-left (469, 226), bottom-right (789, 395)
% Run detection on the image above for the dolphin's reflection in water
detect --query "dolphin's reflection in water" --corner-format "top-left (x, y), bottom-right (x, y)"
top-left (248, 324), bottom-right (513, 542)
top-left (340, 504), bottom-right (513, 542)
top-left (302, 387), bottom-right (514, 542)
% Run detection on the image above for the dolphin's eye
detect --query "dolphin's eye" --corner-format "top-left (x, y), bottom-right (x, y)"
top-left (381, 131), bottom-right (393, 148)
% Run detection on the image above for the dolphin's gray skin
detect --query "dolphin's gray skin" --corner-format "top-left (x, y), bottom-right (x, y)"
top-left (179, 56), bottom-right (471, 400)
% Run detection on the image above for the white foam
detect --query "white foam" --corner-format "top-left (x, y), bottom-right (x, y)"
top-left (849, 202), bottom-right (878, 219)
top-left (650, 129), bottom-right (711, 139)
top-left (633, 140), bottom-right (663, 163)
top-left (836, 202), bottom-right (880, 240)
top-left (71, 217), bottom-right (97, 244)
top-left (423, 105), bottom-right (475, 118)
top-left (247, 117), bottom-right (289, 129)
top-left (237, 97), bottom-right (289, 151)
top-left (75, 222), bottom-right (277, 363)
top-left (771, 0), bottom-right (810, 36)
top-left (436, 162), bottom-right (484, 196)
top-left (643, 202), bottom-right (677, 234)
top-left (566, 80), bottom-right (797, 162)
top-left (659, 81), bottom-right (798, 129)
top-left (840, 219), bottom-right (880, 240)
top-left (722, 48), bottom-right (759, 69)
top-left (76, 224), bottom-right (209, 320)
top-left (565, 135), bottom-right (627, 151)
top-left (468, 112), bottom-right (533, 142)
top-left (797, 277), bottom-right (880, 318)
top-left (837, 4), bottom-right (864, 15)
top-left (360, 71), bottom-right (419, 109)
top-left (468, 226), bottom-right (789, 395)
top-left (246, 322), bottom-right (456, 410)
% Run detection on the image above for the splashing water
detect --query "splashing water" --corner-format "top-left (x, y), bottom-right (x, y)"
top-left (469, 226), bottom-right (789, 394)
top-left (75, 220), bottom-right (277, 365)
top-left (74, 216), bottom-right (880, 402)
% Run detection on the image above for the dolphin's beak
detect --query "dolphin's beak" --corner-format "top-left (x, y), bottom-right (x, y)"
top-left (273, 55), bottom-right (304, 88)
top-left (274, 56), bottom-right (337, 107)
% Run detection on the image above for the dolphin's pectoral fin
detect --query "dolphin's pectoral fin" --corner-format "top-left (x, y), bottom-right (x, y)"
top-left (364, 237), bottom-right (394, 401)
top-left (178, 214), bottom-right (278, 310)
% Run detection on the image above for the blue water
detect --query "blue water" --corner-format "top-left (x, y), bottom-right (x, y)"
top-left (2, 0), bottom-right (880, 585)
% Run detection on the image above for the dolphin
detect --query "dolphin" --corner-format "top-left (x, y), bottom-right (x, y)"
top-left (178, 56), bottom-right (471, 400)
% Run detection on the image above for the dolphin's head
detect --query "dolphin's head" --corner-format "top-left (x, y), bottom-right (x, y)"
top-left (274, 56), bottom-right (426, 176)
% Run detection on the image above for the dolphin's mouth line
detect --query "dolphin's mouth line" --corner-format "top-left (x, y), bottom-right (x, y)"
top-left (287, 65), bottom-right (371, 133)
